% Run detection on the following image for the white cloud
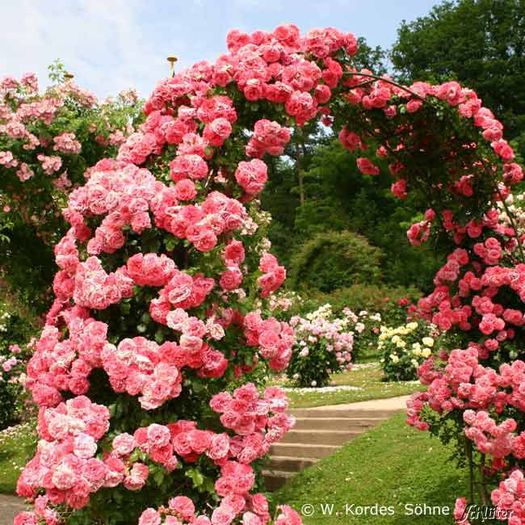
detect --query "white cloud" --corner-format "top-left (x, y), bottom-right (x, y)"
top-left (0, 0), bottom-right (167, 98)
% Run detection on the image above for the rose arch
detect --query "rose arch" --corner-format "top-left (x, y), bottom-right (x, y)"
top-left (15, 25), bottom-right (525, 525)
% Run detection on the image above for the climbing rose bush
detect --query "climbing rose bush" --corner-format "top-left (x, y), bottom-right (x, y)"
top-left (389, 86), bottom-right (525, 525)
top-left (287, 304), bottom-right (354, 387)
top-left (14, 23), bottom-right (525, 525)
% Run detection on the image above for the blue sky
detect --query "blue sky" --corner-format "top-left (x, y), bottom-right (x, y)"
top-left (0, 0), bottom-right (440, 99)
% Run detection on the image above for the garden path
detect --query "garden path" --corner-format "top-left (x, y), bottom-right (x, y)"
top-left (0, 493), bottom-right (28, 524)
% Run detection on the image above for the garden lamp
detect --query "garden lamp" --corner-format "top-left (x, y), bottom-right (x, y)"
top-left (167, 56), bottom-right (178, 77)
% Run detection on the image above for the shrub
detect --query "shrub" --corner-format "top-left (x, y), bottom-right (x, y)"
top-left (378, 320), bottom-right (438, 381)
top-left (0, 294), bottom-right (39, 429)
top-left (324, 283), bottom-right (420, 323)
top-left (346, 309), bottom-right (383, 362)
top-left (289, 230), bottom-right (383, 293)
top-left (287, 304), bottom-right (354, 387)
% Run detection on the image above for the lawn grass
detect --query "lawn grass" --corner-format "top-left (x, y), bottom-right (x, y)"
top-left (281, 363), bottom-right (425, 408)
top-left (274, 412), bottom-right (467, 525)
top-left (0, 421), bottom-right (36, 494)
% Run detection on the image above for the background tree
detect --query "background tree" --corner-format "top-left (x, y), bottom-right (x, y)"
top-left (354, 36), bottom-right (387, 74)
top-left (263, 138), bottom-right (442, 292)
top-left (289, 230), bottom-right (384, 293)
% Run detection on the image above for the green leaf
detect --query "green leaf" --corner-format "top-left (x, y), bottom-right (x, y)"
top-left (185, 468), bottom-right (204, 488)
top-left (152, 468), bottom-right (165, 486)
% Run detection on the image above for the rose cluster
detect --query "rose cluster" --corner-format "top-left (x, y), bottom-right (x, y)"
top-left (211, 384), bottom-right (295, 461)
top-left (246, 120), bottom-right (291, 158)
top-left (26, 313), bottom-right (108, 407)
top-left (491, 470), bottom-right (525, 525)
top-left (16, 396), bottom-right (112, 510)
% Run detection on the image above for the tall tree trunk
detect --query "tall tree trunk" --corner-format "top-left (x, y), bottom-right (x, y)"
top-left (296, 133), bottom-right (307, 206)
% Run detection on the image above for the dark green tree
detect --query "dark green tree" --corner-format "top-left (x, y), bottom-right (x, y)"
top-left (354, 37), bottom-right (387, 74)
top-left (289, 230), bottom-right (383, 293)
top-left (264, 138), bottom-right (442, 291)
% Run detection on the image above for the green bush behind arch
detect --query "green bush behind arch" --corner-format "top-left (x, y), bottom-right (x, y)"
top-left (289, 229), bottom-right (384, 293)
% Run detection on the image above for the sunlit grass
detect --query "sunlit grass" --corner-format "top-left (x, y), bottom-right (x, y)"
top-left (0, 421), bottom-right (36, 494)
top-left (272, 362), bottom-right (424, 408)
top-left (275, 413), bottom-right (467, 524)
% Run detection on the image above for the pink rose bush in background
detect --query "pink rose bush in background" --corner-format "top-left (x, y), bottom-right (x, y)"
top-left (0, 65), bottom-right (140, 243)
top-left (13, 23), bottom-right (525, 525)
top-left (0, 300), bottom-right (38, 429)
top-left (0, 64), bottom-right (141, 312)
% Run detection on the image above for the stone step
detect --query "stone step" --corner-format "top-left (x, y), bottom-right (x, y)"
top-left (267, 455), bottom-right (317, 472)
top-left (293, 416), bottom-right (384, 431)
top-left (262, 403), bottom-right (405, 491)
top-left (280, 429), bottom-right (361, 446)
top-left (269, 442), bottom-right (339, 459)
top-left (263, 408), bottom-right (399, 491)
top-left (263, 469), bottom-right (295, 491)
top-left (292, 408), bottom-right (399, 419)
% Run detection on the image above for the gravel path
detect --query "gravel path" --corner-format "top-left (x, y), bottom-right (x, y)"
top-left (0, 493), bottom-right (28, 525)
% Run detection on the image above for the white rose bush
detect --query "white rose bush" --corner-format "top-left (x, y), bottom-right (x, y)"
top-left (379, 321), bottom-right (438, 381)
